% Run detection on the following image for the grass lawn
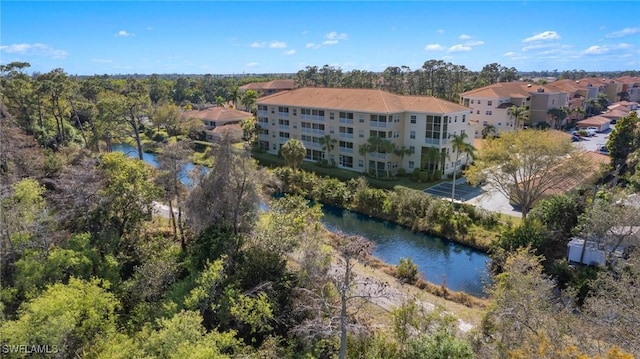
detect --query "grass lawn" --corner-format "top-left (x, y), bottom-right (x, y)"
top-left (252, 151), bottom-right (438, 191)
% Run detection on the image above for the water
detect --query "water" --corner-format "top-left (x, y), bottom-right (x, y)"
top-left (113, 143), bottom-right (491, 297)
top-left (111, 143), bottom-right (203, 187)
top-left (321, 205), bottom-right (490, 297)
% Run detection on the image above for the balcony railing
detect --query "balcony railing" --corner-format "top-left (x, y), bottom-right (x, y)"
top-left (257, 110), bottom-right (268, 116)
top-left (301, 114), bottom-right (325, 121)
top-left (339, 118), bottom-right (354, 124)
top-left (339, 133), bottom-right (353, 139)
top-left (279, 125), bottom-right (290, 130)
top-left (370, 122), bottom-right (388, 128)
top-left (339, 147), bottom-right (354, 154)
top-left (278, 112), bottom-right (289, 118)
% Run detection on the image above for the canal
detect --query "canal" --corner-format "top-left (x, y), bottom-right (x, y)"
top-left (114, 143), bottom-right (491, 297)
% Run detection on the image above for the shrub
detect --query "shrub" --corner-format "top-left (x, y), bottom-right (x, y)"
top-left (418, 171), bottom-right (429, 183)
top-left (397, 258), bottom-right (419, 283)
top-left (397, 168), bottom-right (406, 176)
top-left (152, 132), bottom-right (167, 142)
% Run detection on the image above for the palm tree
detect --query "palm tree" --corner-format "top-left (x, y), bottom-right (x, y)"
top-left (450, 133), bottom-right (471, 202)
top-left (281, 139), bottom-right (306, 171)
top-left (319, 134), bottom-right (337, 165)
top-left (229, 85), bottom-right (240, 109)
top-left (421, 146), bottom-right (441, 179)
top-left (481, 124), bottom-right (497, 139)
top-left (240, 90), bottom-right (258, 113)
top-left (393, 145), bottom-right (414, 169)
top-left (508, 105), bottom-right (529, 130)
top-left (358, 142), bottom-right (373, 175)
top-left (547, 107), bottom-right (568, 129)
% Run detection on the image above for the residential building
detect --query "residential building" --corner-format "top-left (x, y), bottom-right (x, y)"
top-left (181, 106), bottom-right (252, 142)
top-left (573, 77), bottom-right (624, 104)
top-left (255, 87), bottom-right (472, 176)
top-left (459, 82), bottom-right (570, 137)
top-left (615, 76), bottom-right (640, 103)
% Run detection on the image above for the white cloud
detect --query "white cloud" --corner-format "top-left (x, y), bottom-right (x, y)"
top-left (425, 44), bottom-right (444, 51)
top-left (322, 40), bottom-right (338, 45)
top-left (246, 62), bottom-right (259, 67)
top-left (250, 42), bottom-right (266, 48)
top-left (306, 42), bottom-right (321, 49)
top-left (606, 27), bottom-right (640, 38)
top-left (503, 52), bottom-right (516, 57)
top-left (523, 31), bottom-right (560, 42)
top-left (436, 29), bottom-right (445, 34)
top-left (0, 43), bottom-right (67, 58)
top-left (283, 49), bottom-right (296, 56)
top-left (146, 27), bottom-right (153, 31)
top-left (116, 30), bottom-right (133, 37)
top-left (447, 44), bottom-right (472, 53)
top-left (464, 40), bottom-right (485, 46)
top-left (269, 41), bottom-right (287, 49)
top-left (325, 31), bottom-right (348, 41)
top-left (582, 45), bottom-right (608, 55)
top-left (458, 34), bottom-right (472, 40)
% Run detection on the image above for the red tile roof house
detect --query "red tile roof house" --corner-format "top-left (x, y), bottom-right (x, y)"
top-left (181, 107), bottom-right (253, 143)
top-left (577, 116), bottom-right (611, 132)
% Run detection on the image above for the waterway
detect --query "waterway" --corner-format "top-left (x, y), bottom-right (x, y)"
top-left (113, 143), bottom-right (491, 297)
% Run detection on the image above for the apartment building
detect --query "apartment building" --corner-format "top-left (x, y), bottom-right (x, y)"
top-left (181, 106), bottom-right (252, 142)
top-left (574, 77), bottom-right (624, 104)
top-left (460, 82), bottom-right (570, 137)
top-left (239, 79), bottom-right (295, 97)
top-left (255, 88), bottom-right (472, 176)
top-left (615, 76), bottom-right (640, 103)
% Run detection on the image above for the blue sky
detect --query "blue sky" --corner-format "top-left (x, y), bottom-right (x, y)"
top-left (1, 1), bottom-right (639, 75)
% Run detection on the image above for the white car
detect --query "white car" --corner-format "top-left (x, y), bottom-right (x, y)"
top-left (583, 127), bottom-right (598, 137)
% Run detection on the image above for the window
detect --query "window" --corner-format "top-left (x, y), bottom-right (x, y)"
top-left (498, 122), bottom-right (502, 126)
top-left (359, 115), bottom-right (365, 123)
top-left (293, 109), bottom-right (297, 116)
top-left (478, 100), bottom-right (481, 104)
top-left (487, 101), bottom-right (492, 106)
top-left (278, 106), bottom-right (289, 114)
top-left (358, 130), bottom-right (364, 138)
top-left (394, 131), bottom-right (399, 138)
top-left (408, 161), bottom-right (415, 169)
top-left (409, 146), bottom-right (415, 153)
top-left (483, 121), bottom-right (488, 126)
top-left (358, 159), bottom-right (364, 168)
top-left (258, 104), bottom-right (268, 111)
top-left (339, 155), bottom-right (353, 168)
top-left (278, 119), bottom-right (289, 126)
top-left (471, 100), bottom-right (474, 104)
top-left (462, 115), bottom-right (466, 122)
top-left (330, 112), bottom-right (335, 120)
top-left (410, 115), bottom-right (417, 124)
top-left (477, 110), bottom-right (480, 114)
top-left (279, 132), bottom-right (290, 139)
top-left (410, 130), bottom-right (416, 139)
top-left (485, 111), bottom-right (492, 115)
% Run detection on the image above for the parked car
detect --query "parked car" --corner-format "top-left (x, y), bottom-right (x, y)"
top-left (598, 144), bottom-right (609, 154)
top-left (571, 134), bottom-right (580, 142)
top-left (582, 127), bottom-right (597, 137)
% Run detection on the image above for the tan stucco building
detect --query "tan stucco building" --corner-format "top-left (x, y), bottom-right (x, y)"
top-left (256, 88), bottom-right (472, 176)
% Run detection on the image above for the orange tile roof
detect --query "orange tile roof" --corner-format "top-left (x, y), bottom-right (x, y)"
top-left (615, 76), bottom-right (640, 85)
top-left (239, 79), bottom-right (295, 91)
top-left (542, 151), bottom-right (609, 196)
top-left (257, 87), bottom-right (469, 114)
top-left (577, 116), bottom-right (611, 126)
top-left (459, 81), bottom-right (562, 99)
top-left (601, 109), bottom-right (630, 119)
top-left (181, 107), bottom-right (252, 122)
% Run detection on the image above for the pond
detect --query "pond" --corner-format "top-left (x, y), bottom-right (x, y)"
top-left (114, 143), bottom-right (491, 297)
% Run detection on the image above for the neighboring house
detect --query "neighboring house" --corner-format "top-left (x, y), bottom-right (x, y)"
top-left (615, 76), bottom-right (640, 103)
top-left (608, 101), bottom-right (639, 112)
top-left (256, 87), bottom-right (473, 176)
top-left (181, 106), bottom-right (252, 142)
top-left (239, 79), bottom-right (295, 97)
top-left (574, 77), bottom-right (624, 104)
top-left (459, 82), bottom-right (570, 137)
top-left (577, 116), bottom-right (611, 132)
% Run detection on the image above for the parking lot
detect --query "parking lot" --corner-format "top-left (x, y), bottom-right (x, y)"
top-left (424, 180), bottom-right (485, 202)
top-left (571, 128), bottom-right (612, 153)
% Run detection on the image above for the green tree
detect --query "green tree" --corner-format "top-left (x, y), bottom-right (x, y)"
top-left (152, 102), bottom-right (182, 138)
top-left (481, 124), bottom-right (497, 139)
top-left (508, 105), bottom-right (529, 129)
top-left (281, 139), bottom-right (306, 171)
top-left (450, 132), bottom-right (473, 202)
top-left (96, 152), bottom-right (161, 240)
top-left (547, 107), bottom-right (568, 129)
top-left (606, 111), bottom-right (639, 169)
top-left (466, 130), bottom-right (584, 219)
top-left (319, 134), bottom-right (337, 165)
top-left (0, 278), bottom-right (119, 357)
top-left (240, 89), bottom-right (258, 113)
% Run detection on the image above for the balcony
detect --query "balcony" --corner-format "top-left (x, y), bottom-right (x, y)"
top-left (370, 152), bottom-right (392, 160)
top-left (339, 133), bottom-right (354, 139)
top-left (370, 122), bottom-right (388, 128)
top-left (279, 125), bottom-right (290, 130)
top-left (339, 118), bottom-right (354, 124)
top-left (339, 147), bottom-right (354, 154)
top-left (301, 114), bottom-right (325, 121)
top-left (278, 112), bottom-right (289, 118)
top-left (312, 129), bottom-right (325, 135)
top-left (257, 110), bottom-right (268, 116)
